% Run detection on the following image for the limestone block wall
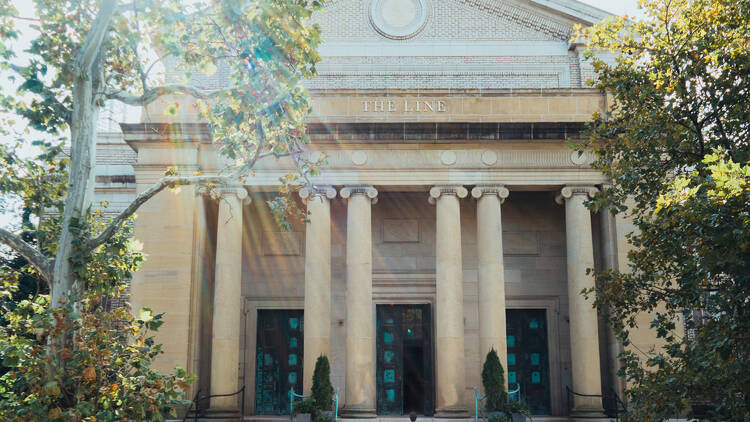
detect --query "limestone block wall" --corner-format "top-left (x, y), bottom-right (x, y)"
top-left (239, 190), bottom-right (580, 415)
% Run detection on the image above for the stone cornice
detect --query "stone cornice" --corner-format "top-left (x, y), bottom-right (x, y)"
top-left (120, 123), bottom-right (211, 152)
top-left (340, 185), bottom-right (379, 204)
top-left (471, 184), bottom-right (510, 203)
top-left (429, 185), bottom-right (468, 205)
top-left (298, 186), bottom-right (337, 203)
top-left (554, 185), bottom-right (598, 204)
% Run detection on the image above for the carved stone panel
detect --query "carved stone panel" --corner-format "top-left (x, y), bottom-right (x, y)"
top-left (383, 219), bottom-right (420, 243)
top-left (263, 231), bottom-right (302, 256)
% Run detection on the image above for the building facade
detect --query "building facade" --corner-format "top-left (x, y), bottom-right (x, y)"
top-left (93, 0), bottom-right (663, 419)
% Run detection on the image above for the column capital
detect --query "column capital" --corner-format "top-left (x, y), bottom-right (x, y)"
top-left (429, 185), bottom-right (468, 205)
top-left (471, 185), bottom-right (510, 203)
top-left (198, 183), bottom-right (251, 204)
top-left (299, 185), bottom-right (337, 203)
top-left (555, 185), bottom-right (598, 205)
top-left (340, 185), bottom-right (378, 204)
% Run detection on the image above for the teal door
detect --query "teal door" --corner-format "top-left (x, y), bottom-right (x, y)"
top-left (254, 310), bottom-right (304, 415)
top-left (506, 309), bottom-right (551, 415)
top-left (376, 305), bottom-right (434, 415)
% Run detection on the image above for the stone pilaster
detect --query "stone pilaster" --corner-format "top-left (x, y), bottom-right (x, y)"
top-left (555, 186), bottom-right (605, 417)
top-left (206, 185), bottom-right (250, 416)
top-left (471, 185), bottom-right (510, 377)
top-left (598, 184), bottom-right (626, 400)
top-left (340, 185), bottom-right (378, 418)
top-left (299, 186), bottom-right (337, 394)
top-left (429, 185), bottom-right (469, 418)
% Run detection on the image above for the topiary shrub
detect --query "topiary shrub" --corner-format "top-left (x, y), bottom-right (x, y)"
top-left (482, 348), bottom-right (508, 412)
top-left (312, 355), bottom-right (334, 411)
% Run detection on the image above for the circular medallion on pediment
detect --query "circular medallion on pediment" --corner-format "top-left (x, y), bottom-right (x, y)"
top-left (369, 0), bottom-right (429, 40)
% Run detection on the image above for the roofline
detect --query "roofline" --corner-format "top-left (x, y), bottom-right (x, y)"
top-left (528, 0), bottom-right (613, 25)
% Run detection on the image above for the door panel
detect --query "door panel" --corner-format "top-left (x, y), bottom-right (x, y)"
top-left (506, 309), bottom-right (551, 415)
top-left (377, 306), bottom-right (403, 414)
top-left (376, 304), bottom-right (434, 416)
top-left (254, 310), bottom-right (304, 415)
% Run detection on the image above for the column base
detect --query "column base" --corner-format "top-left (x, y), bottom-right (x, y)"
top-left (340, 406), bottom-right (377, 418)
top-left (204, 407), bottom-right (240, 420)
top-left (434, 406), bottom-right (469, 418)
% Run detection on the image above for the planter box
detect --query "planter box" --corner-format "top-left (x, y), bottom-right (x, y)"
top-left (293, 413), bottom-right (312, 422)
top-left (510, 414), bottom-right (526, 422)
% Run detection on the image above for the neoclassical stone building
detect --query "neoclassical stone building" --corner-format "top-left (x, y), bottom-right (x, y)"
top-left (93, 0), bottom-right (662, 419)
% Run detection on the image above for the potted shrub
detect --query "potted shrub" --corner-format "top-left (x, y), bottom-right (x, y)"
top-left (312, 355), bottom-right (335, 421)
top-left (292, 398), bottom-right (316, 422)
top-left (482, 348), bottom-right (509, 420)
top-left (505, 400), bottom-right (531, 422)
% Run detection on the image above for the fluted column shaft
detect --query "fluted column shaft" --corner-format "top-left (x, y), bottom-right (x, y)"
top-left (341, 186), bottom-right (378, 418)
top-left (301, 187), bottom-right (336, 394)
top-left (430, 185), bottom-right (468, 417)
top-left (209, 187), bottom-right (248, 413)
top-left (472, 185), bottom-right (510, 375)
top-left (557, 186), bottom-right (604, 416)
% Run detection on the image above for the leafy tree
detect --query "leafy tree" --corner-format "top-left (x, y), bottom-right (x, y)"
top-left (481, 348), bottom-right (507, 412)
top-left (0, 0), bottom-right (323, 419)
top-left (311, 354), bottom-right (334, 412)
top-left (575, 0), bottom-right (750, 419)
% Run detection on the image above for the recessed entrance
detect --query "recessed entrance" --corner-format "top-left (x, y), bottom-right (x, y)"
top-left (506, 309), bottom-right (551, 415)
top-left (254, 310), bottom-right (304, 415)
top-left (376, 304), bottom-right (434, 415)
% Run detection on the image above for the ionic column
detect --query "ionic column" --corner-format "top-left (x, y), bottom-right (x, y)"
top-left (340, 185), bottom-right (378, 418)
top-left (429, 185), bottom-right (469, 417)
top-left (555, 186), bottom-right (605, 417)
top-left (207, 185), bottom-right (249, 415)
top-left (300, 186), bottom-right (337, 394)
top-left (471, 185), bottom-right (510, 375)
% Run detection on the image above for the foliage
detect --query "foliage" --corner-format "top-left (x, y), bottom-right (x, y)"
top-left (574, 0), bottom-right (750, 419)
top-left (0, 0), bottom-right (323, 419)
top-left (0, 198), bottom-right (195, 420)
top-left (313, 412), bottom-right (335, 422)
top-left (488, 413), bottom-right (509, 422)
top-left (482, 348), bottom-right (508, 412)
top-left (504, 400), bottom-right (530, 417)
top-left (311, 354), bottom-right (334, 412)
top-left (292, 398), bottom-right (317, 417)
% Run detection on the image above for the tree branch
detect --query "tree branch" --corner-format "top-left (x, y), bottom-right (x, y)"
top-left (103, 84), bottom-right (222, 106)
top-left (87, 175), bottom-right (226, 249)
top-left (0, 228), bottom-right (53, 283)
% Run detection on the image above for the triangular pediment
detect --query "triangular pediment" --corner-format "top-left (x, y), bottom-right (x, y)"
top-left (313, 0), bottom-right (611, 44)
top-left (306, 0), bottom-right (611, 90)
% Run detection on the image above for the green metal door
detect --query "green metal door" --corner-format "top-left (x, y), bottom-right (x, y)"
top-left (254, 310), bottom-right (304, 415)
top-left (376, 304), bottom-right (434, 416)
top-left (506, 309), bottom-right (551, 415)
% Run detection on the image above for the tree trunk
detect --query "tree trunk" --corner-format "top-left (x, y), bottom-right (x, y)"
top-left (51, 76), bottom-right (98, 310)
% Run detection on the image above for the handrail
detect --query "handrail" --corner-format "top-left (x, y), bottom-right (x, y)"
top-left (508, 384), bottom-right (521, 402)
top-left (565, 386), bottom-right (626, 420)
top-left (289, 388), bottom-right (311, 416)
top-left (182, 385), bottom-right (246, 422)
top-left (289, 388), bottom-right (340, 421)
top-left (473, 387), bottom-right (487, 422)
